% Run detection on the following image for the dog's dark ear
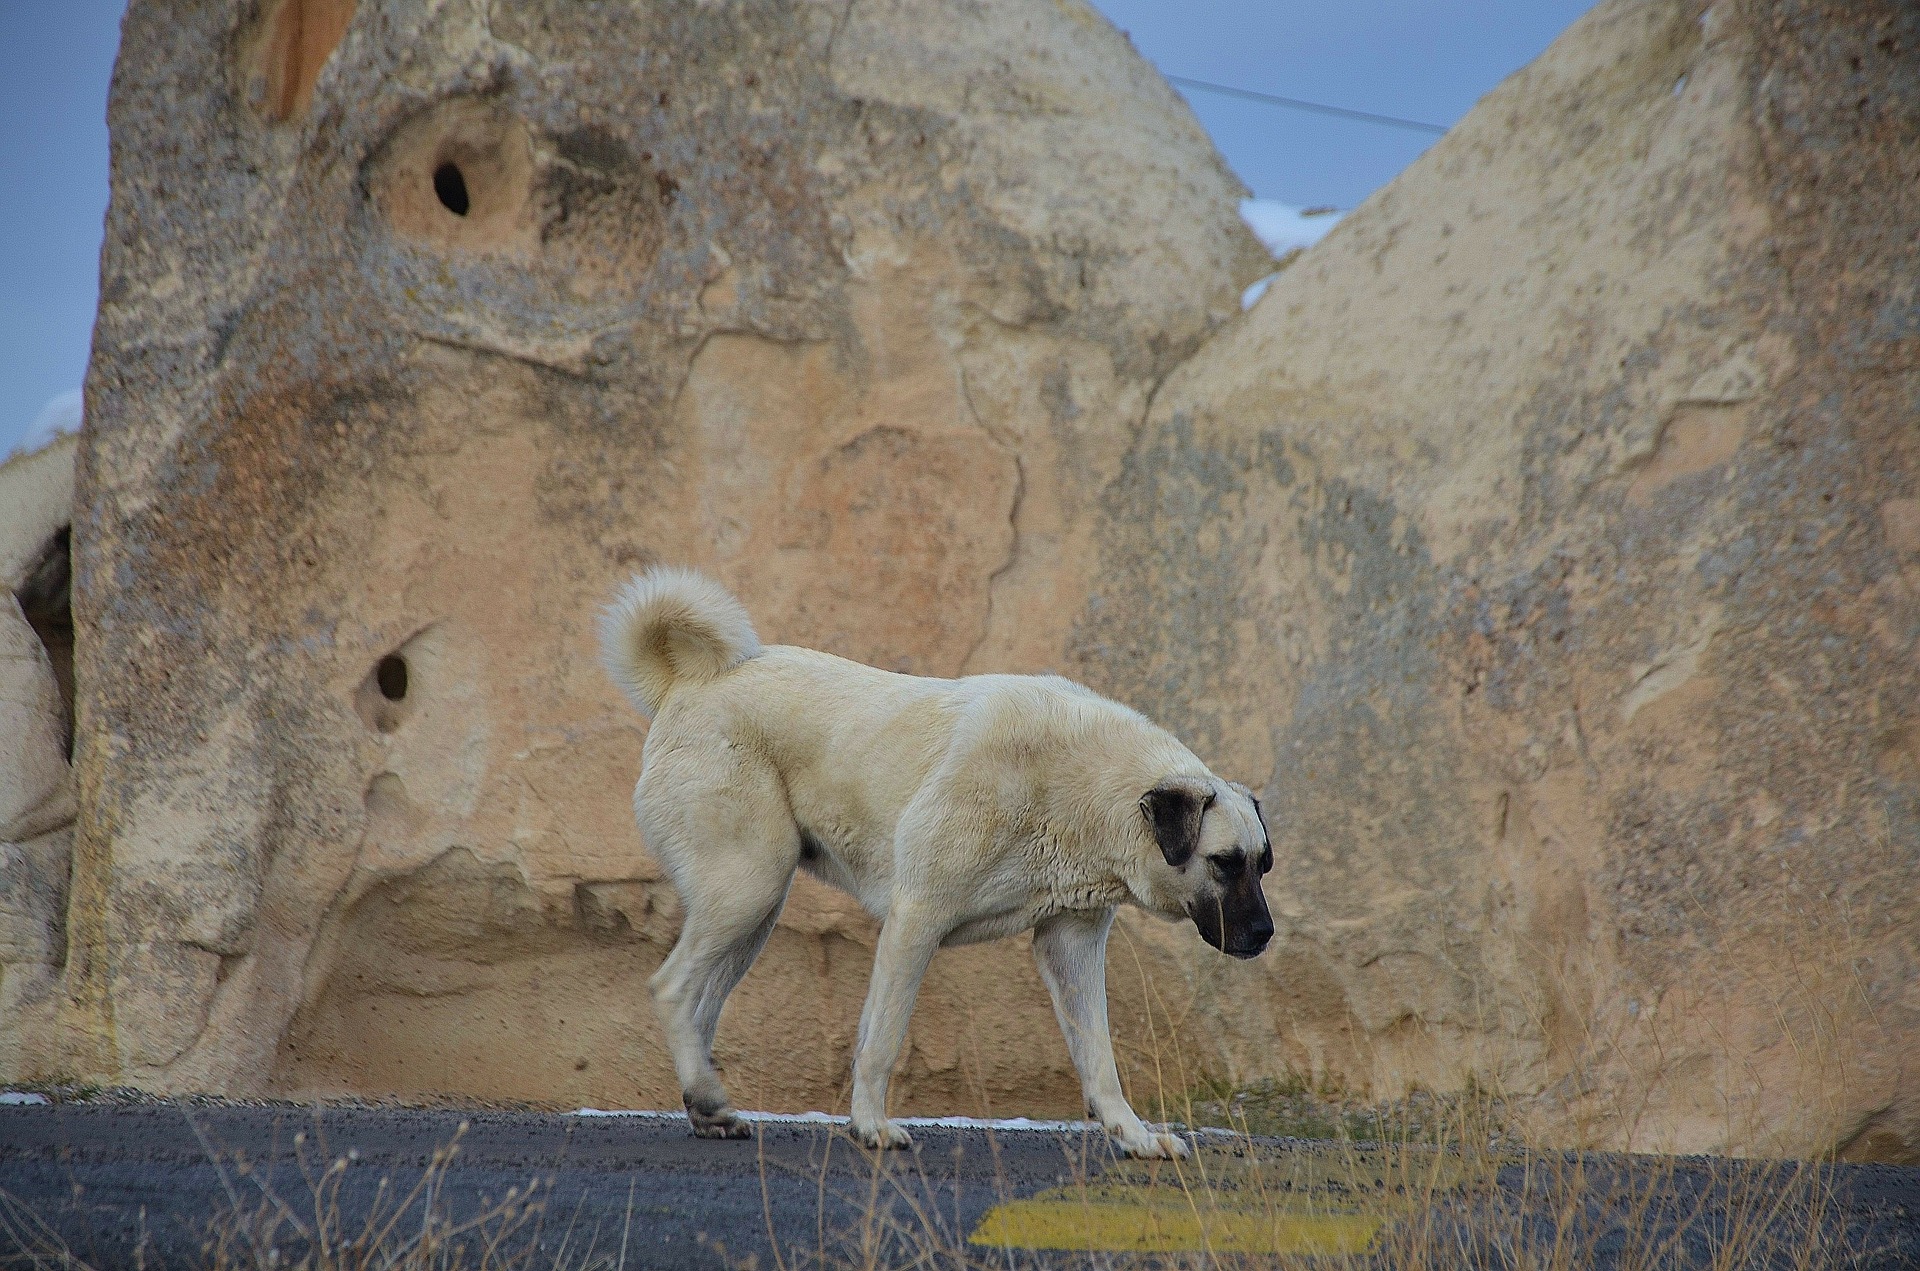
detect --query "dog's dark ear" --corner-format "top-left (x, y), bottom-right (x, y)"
top-left (1251, 795), bottom-right (1272, 872)
top-left (1140, 778), bottom-right (1213, 868)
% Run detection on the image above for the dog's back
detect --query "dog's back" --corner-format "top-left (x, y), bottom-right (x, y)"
top-left (600, 569), bottom-right (951, 896)
top-left (598, 568), bottom-right (1171, 893)
top-left (599, 569), bottom-right (1187, 839)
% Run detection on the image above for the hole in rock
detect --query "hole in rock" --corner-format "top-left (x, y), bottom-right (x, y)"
top-left (14, 525), bottom-right (75, 761)
top-left (371, 101), bottom-right (553, 255)
top-left (433, 162), bottom-right (471, 216)
top-left (376, 654), bottom-right (409, 702)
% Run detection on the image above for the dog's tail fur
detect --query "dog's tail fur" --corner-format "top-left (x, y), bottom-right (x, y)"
top-left (598, 567), bottom-right (762, 718)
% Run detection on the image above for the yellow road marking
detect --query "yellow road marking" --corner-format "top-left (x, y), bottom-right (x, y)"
top-left (968, 1144), bottom-right (1491, 1255)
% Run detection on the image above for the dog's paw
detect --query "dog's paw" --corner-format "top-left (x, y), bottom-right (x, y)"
top-left (1116, 1128), bottom-right (1191, 1160)
top-left (691, 1114), bottom-right (752, 1139)
top-left (686, 1100), bottom-right (752, 1139)
top-left (854, 1119), bottom-right (914, 1151)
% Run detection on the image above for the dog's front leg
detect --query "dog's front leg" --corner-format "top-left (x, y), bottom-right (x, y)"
top-left (849, 905), bottom-right (941, 1151)
top-left (1033, 909), bottom-right (1190, 1159)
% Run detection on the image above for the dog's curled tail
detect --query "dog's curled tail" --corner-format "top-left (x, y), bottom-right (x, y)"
top-left (598, 567), bottom-right (762, 718)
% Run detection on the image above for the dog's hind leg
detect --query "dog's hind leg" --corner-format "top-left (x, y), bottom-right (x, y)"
top-left (1033, 908), bottom-right (1190, 1159)
top-left (689, 901), bottom-right (784, 1057)
top-left (641, 756), bottom-right (798, 1139)
top-left (652, 888), bottom-right (789, 1137)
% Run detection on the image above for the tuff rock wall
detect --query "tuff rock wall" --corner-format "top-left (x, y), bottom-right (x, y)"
top-left (26, 0), bottom-right (1269, 1116)
top-left (3, 0), bottom-right (1916, 1163)
top-left (0, 437), bottom-right (79, 1079)
top-left (1062, 0), bottom-right (1920, 1160)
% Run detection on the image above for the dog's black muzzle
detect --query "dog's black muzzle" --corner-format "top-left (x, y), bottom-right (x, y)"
top-left (1189, 879), bottom-right (1275, 960)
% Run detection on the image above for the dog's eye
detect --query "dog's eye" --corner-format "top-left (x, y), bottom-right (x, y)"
top-left (1207, 854), bottom-right (1242, 880)
top-left (1258, 844), bottom-right (1272, 874)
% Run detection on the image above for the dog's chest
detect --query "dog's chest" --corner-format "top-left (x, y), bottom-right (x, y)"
top-left (1032, 877), bottom-right (1129, 920)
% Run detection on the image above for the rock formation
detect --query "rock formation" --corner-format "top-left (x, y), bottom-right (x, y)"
top-left (1066, 0), bottom-right (1920, 1159)
top-left (0, 436), bottom-right (78, 1080)
top-left (26, 0), bottom-right (1267, 1115)
top-left (3, 0), bottom-right (1914, 1164)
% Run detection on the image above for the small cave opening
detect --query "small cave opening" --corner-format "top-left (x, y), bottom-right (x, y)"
top-left (14, 526), bottom-right (74, 762)
top-left (433, 162), bottom-right (471, 216)
top-left (375, 654), bottom-right (409, 702)
top-left (356, 636), bottom-right (427, 734)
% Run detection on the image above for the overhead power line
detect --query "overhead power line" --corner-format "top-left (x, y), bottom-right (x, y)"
top-left (1164, 74), bottom-right (1450, 135)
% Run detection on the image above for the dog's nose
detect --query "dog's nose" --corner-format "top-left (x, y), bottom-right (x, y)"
top-left (1231, 918), bottom-right (1275, 959)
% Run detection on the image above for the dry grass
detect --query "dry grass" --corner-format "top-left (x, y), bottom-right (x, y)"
top-left (0, 1117), bottom-right (606, 1271)
top-left (1183, 1068), bottom-right (1518, 1147)
top-left (705, 1087), bottom-right (1866, 1271)
top-left (0, 1078), bottom-right (1881, 1271)
top-left (723, 935), bottom-right (1878, 1271)
top-left (813, 885), bottom-right (1887, 1271)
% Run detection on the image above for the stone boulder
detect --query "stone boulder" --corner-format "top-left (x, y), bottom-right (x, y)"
top-left (31, 0), bottom-right (1269, 1113)
top-left (1066, 0), bottom-right (1920, 1160)
top-left (0, 435), bottom-right (78, 1080)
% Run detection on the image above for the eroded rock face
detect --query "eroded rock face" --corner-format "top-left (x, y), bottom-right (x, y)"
top-left (0, 436), bottom-right (78, 1080)
top-left (1067, 0), bottom-right (1920, 1160)
top-left (40, 0), bottom-right (1267, 1112)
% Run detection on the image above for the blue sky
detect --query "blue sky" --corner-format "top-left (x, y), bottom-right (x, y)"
top-left (0, 0), bottom-right (1596, 458)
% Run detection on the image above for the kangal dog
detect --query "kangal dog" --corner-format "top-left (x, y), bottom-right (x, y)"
top-left (598, 567), bottom-right (1274, 1158)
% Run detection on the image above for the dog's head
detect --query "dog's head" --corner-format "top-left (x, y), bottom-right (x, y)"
top-left (1137, 776), bottom-right (1275, 959)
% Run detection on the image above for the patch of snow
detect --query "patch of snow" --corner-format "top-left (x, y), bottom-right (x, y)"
top-left (1237, 199), bottom-right (1343, 311)
top-left (0, 1091), bottom-right (52, 1106)
top-left (1240, 199), bottom-right (1342, 258)
top-left (9, 389), bottom-right (84, 461)
top-left (893, 1114), bottom-right (1089, 1131)
top-left (572, 1108), bottom-right (1127, 1133)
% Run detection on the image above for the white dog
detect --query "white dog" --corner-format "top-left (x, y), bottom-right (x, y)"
top-left (599, 567), bottom-right (1274, 1158)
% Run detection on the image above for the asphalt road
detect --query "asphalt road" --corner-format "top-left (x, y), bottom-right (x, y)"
top-left (3, 1103), bottom-right (1918, 1270)
top-left (6, 1104), bottom-right (1098, 1271)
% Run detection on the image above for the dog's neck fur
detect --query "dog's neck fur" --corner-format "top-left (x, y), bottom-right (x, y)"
top-left (1037, 763), bottom-right (1201, 923)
